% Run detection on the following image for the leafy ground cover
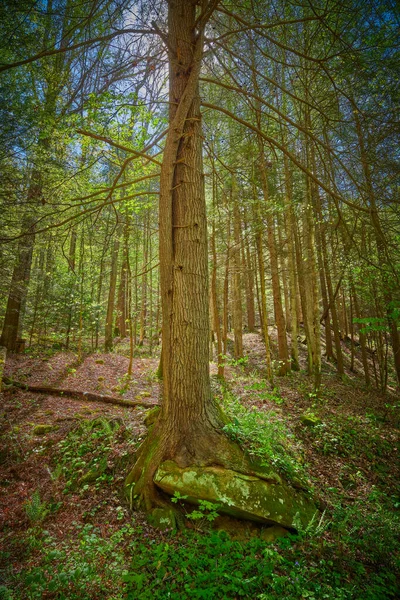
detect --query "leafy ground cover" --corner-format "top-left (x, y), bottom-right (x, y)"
top-left (0, 333), bottom-right (399, 599)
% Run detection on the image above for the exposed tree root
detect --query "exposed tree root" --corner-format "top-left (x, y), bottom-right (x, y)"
top-left (2, 377), bottom-right (156, 409)
top-left (125, 416), bottom-right (277, 512)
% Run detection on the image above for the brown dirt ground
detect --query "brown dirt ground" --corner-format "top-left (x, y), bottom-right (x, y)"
top-left (0, 331), bottom-right (399, 594)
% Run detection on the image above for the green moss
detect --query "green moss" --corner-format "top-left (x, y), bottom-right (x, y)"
top-left (147, 507), bottom-right (176, 531)
top-left (79, 461), bottom-right (107, 486)
top-left (33, 424), bottom-right (57, 435)
top-left (144, 406), bottom-right (160, 427)
top-left (300, 412), bottom-right (322, 426)
top-left (154, 461), bottom-right (317, 531)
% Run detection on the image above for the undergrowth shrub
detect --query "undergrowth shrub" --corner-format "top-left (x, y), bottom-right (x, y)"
top-left (220, 384), bottom-right (308, 485)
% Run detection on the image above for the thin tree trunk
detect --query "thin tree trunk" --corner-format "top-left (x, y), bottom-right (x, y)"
top-left (283, 155), bottom-right (300, 370)
top-left (232, 174), bottom-right (243, 359)
top-left (254, 202), bottom-right (273, 383)
top-left (139, 211), bottom-right (149, 346)
top-left (1, 216), bottom-right (35, 351)
top-left (351, 282), bottom-right (370, 386)
top-left (104, 231), bottom-right (120, 352)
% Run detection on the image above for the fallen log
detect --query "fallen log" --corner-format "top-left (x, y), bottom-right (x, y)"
top-left (2, 377), bottom-right (157, 409)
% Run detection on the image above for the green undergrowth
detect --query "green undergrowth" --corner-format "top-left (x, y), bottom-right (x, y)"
top-left (219, 383), bottom-right (309, 486)
top-left (305, 413), bottom-right (394, 458)
top-left (299, 412), bottom-right (399, 494)
top-left (2, 370), bottom-right (399, 599)
top-left (2, 523), bottom-right (135, 600)
top-left (122, 522), bottom-right (400, 600)
top-left (6, 497), bottom-right (399, 600)
top-left (54, 417), bottom-right (131, 493)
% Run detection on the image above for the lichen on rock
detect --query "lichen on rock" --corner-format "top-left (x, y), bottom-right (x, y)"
top-left (154, 460), bottom-right (317, 532)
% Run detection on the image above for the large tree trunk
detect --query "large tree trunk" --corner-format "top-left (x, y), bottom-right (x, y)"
top-left (126, 0), bottom-right (235, 510)
top-left (125, 3), bottom-right (315, 529)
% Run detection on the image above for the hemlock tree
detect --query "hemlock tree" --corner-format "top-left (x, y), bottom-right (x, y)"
top-left (1, 0), bottom-right (398, 524)
top-left (126, 0), bottom-right (243, 506)
top-left (125, 0), bottom-right (316, 529)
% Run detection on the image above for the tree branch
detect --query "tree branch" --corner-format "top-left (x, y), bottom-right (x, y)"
top-left (76, 129), bottom-right (163, 166)
top-left (0, 28), bottom-right (155, 74)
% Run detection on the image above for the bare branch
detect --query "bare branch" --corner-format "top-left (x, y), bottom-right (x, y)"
top-left (0, 28), bottom-right (155, 74)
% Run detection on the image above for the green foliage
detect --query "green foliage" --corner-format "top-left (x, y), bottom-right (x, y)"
top-left (304, 414), bottom-right (394, 461)
top-left (330, 491), bottom-right (400, 571)
top-left (122, 531), bottom-right (280, 599)
top-left (12, 510), bottom-right (400, 600)
top-left (245, 381), bottom-right (284, 404)
top-left (55, 418), bottom-right (120, 492)
top-left (14, 524), bottom-right (134, 600)
top-left (172, 493), bottom-right (220, 529)
top-left (24, 490), bottom-right (49, 524)
top-left (171, 491), bottom-right (188, 504)
top-left (187, 500), bottom-right (220, 524)
top-left (219, 354), bottom-right (249, 368)
top-left (122, 518), bottom-right (400, 600)
top-left (220, 385), bottom-right (307, 484)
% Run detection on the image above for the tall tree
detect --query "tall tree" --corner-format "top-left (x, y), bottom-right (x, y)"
top-left (126, 0), bottom-right (260, 509)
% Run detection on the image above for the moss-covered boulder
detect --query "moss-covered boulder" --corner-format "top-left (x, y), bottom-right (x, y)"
top-left (260, 525), bottom-right (290, 542)
top-left (154, 461), bottom-right (316, 531)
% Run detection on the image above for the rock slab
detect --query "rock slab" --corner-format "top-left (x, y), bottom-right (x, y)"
top-left (154, 460), bottom-right (317, 531)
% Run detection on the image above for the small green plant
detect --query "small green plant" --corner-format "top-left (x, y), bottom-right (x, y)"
top-left (219, 354), bottom-right (249, 369)
top-left (116, 373), bottom-right (131, 394)
top-left (172, 492), bottom-right (220, 529)
top-left (24, 490), bottom-right (49, 523)
top-left (48, 463), bottom-right (63, 481)
top-left (187, 500), bottom-right (221, 528)
top-left (171, 491), bottom-right (188, 504)
top-left (14, 524), bottom-right (134, 600)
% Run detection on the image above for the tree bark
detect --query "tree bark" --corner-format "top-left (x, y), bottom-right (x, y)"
top-left (232, 174), bottom-right (243, 359)
top-left (126, 0), bottom-right (246, 511)
top-left (0, 216), bottom-right (35, 352)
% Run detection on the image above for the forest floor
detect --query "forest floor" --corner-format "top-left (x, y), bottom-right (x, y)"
top-left (0, 332), bottom-right (399, 599)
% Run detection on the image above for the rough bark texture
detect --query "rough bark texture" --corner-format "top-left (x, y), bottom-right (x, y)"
top-left (211, 220), bottom-right (224, 377)
top-left (0, 348), bottom-right (6, 392)
top-left (125, 2), bottom-right (314, 526)
top-left (126, 0), bottom-right (227, 510)
top-left (283, 156), bottom-right (300, 370)
top-left (255, 212), bottom-right (273, 383)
